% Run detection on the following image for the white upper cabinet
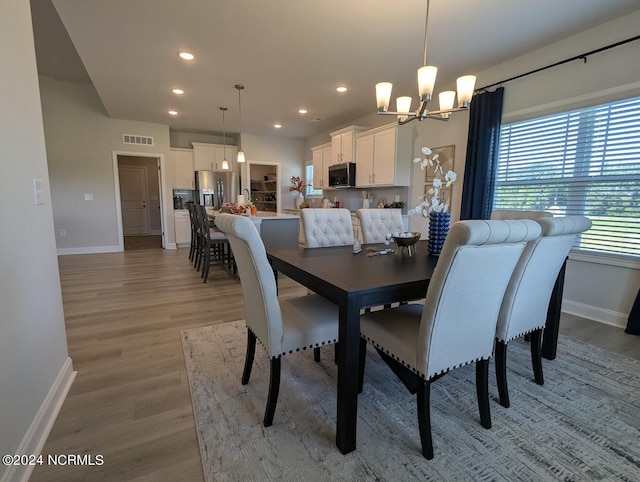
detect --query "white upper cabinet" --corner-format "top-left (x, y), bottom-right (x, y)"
top-left (355, 124), bottom-right (412, 187)
top-left (192, 142), bottom-right (238, 172)
top-left (192, 142), bottom-right (215, 171)
top-left (311, 142), bottom-right (332, 189)
top-left (330, 126), bottom-right (367, 165)
top-left (172, 148), bottom-right (194, 189)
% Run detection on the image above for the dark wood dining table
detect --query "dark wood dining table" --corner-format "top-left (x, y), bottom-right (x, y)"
top-left (267, 240), bottom-right (438, 454)
top-left (267, 239), bottom-right (567, 454)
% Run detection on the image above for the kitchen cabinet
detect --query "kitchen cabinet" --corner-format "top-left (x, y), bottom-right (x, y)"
top-left (355, 124), bottom-right (412, 187)
top-left (311, 143), bottom-right (332, 189)
top-left (192, 142), bottom-right (238, 172)
top-left (172, 148), bottom-right (194, 189)
top-left (330, 125), bottom-right (366, 164)
top-left (174, 210), bottom-right (191, 247)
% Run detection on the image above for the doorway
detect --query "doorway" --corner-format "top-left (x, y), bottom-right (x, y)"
top-left (247, 162), bottom-right (280, 213)
top-left (116, 154), bottom-right (164, 250)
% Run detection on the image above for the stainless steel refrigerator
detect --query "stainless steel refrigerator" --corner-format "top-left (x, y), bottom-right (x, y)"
top-left (195, 170), bottom-right (238, 209)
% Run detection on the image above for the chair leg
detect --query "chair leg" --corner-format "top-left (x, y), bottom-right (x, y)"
top-left (495, 341), bottom-right (510, 408)
top-left (242, 330), bottom-right (256, 385)
top-left (188, 235), bottom-right (195, 261)
top-left (263, 357), bottom-right (281, 427)
top-left (313, 347), bottom-right (321, 362)
top-left (530, 329), bottom-right (544, 385)
top-left (417, 379), bottom-right (434, 459)
top-left (202, 246), bottom-right (211, 282)
top-left (476, 359), bottom-right (491, 429)
top-left (358, 338), bottom-right (367, 394)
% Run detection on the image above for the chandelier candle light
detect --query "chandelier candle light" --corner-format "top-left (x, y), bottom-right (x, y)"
top-left (375, 0), bottom-right (476, 124)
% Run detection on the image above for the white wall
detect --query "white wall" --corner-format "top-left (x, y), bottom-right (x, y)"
top-left (0, 2), bottom-right (72, 480)
top-left (39, 77), bottom-right (173, 253)
top-left (305, 10), bottom-right (640, 326)
top-left (240, 133), bottom-right (306, 211)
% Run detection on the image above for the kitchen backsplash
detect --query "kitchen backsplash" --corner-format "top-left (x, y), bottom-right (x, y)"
top-left (313, 186), bottom-right (410, 213)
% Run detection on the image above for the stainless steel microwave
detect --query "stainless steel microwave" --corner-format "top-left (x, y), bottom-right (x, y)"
top-left (328, 162), bottom-right (356, 188)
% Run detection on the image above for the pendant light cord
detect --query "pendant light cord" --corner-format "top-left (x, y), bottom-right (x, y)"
top-left (238, 88), bottom-right (243, 150)
top-left (220, 107), bottom-right (227, 158)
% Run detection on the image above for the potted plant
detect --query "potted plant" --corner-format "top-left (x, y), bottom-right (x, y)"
top-left (408, 147), bottom-right (458, 255)
top-left (289, 176), bottom-right (309, 209)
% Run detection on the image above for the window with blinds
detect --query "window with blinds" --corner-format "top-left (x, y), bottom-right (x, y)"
top-left (493, 96), bottom-right (640, 258)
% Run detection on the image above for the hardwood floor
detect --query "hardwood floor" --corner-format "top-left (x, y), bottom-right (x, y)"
top-left (123, 235), bottom-right (163, 250)
top-left (31, 248), bottom-right (638, 481)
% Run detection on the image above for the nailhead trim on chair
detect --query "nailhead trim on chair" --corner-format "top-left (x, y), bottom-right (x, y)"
top-left (497, 325), bottom-right (545, 343)
top-left (361, 334), bottom-right (488, 381)
top-left (247, 326), bottom-right (338, 360)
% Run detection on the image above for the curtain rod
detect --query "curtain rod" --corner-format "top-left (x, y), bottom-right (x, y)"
top-left (475, 35), bottom-right (640, 93)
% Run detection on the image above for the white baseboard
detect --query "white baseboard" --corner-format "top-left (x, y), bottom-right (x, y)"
top-left (57, 245), bottom-right (121, 255)
top-left (562, 300), bottom-right (628, 328)
top-left (1, 358), bottom-right (76, 482)
top-left (166, 242), bottom-right (177, 249)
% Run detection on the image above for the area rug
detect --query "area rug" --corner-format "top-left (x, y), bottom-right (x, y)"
top-left (181, 321), bottom-right (640, 481)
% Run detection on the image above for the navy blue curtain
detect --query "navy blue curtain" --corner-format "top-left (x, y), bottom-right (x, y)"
top-left (460, 87), bottom-right (505, 220)
top-left (625, 289), bottom-right (640, 335)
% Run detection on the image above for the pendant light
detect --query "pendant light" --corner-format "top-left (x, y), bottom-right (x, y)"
top-left (235, 84), bottom-right (245, 163)
top-left (220, 107), bottom-right (229, 170)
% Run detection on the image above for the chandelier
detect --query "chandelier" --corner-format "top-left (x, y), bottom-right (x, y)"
top-left (375, 0), bottom-right (476, 124)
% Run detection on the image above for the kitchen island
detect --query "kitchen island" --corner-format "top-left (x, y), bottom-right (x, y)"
top-left (250, 212), bottom-right (300, 250)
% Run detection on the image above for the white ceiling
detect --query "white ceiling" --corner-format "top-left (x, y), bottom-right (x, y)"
top-left (31, 0), bottom-right (640, 139)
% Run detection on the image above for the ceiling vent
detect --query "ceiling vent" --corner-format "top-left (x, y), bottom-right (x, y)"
top-left (123, 134), bottom-right (154, 146)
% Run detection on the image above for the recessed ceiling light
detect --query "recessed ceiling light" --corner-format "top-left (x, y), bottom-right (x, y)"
top-left (298, 108), bottom-right (308, 114)
top-left (172, 88), bottom-right (184, 95)
top-left (336, 86), bottom-right (348, 93)
top-left (274, 123), bottom-right (282, 129)
top-left (168, 110), bottom-right (178, 116)
top-left (178, 51), bottom-right (194, 61)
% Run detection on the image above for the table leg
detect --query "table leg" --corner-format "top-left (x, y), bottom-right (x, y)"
top-left (542, 258), bottom-right (567, 360)
top-left (336, 295), bottom-right (362, 454)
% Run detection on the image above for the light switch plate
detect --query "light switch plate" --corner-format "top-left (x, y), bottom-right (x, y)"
top-left (84, 193), bottom-right (93, 201)
top-left (33, 179), bottom-right (44, 205)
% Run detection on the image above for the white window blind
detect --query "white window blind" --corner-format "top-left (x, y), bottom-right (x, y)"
top-left (493, 96), bottom-right (640, 257)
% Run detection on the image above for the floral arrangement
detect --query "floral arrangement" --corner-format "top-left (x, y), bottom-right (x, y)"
top-left (289, 176), bottom-right (309, 194)
top-left (243, 200), bottom-right (255, 210)
top-left (408, 147), bottom-right (458, 216)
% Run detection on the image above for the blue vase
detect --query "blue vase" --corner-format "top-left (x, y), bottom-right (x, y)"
top-left (428, 211), bottom-right (450, 255)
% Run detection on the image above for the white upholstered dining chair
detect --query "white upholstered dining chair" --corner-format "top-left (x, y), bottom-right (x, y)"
top-left (356, 208), bottom-right (405, 244)
top-left (494, 215), bottom-right (592, 408)
top-left (358, 219), bottom-right (542, 459)
top-left (299, 208), bottom-right (354, 247)
top-left (214, 213), bottom-right (339, 427)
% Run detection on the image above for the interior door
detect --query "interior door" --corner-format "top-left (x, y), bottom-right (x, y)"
top-left (119, 165), bottom-right (149, 235)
